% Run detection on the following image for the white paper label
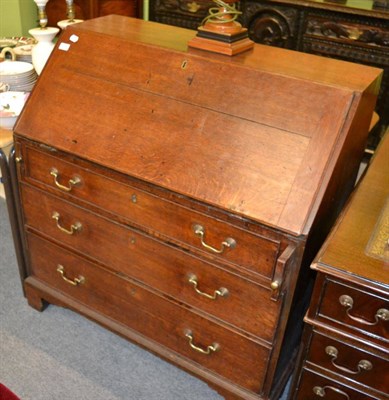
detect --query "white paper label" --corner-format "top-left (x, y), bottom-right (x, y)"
top-left (59, 42), bottom-right (71, 51)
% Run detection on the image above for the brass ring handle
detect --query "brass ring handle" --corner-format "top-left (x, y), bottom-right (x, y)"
top-left (313, 385), bottom-right (350, 399)
top-left (185, 330), bottom-right (220, 355)
top-left (52, 211), bottom-right (82, 235)
top-left (193, 224), bottom-right (236, 254)
top-left (188, 273), bottom-right (229, 300)
top-left (339, 295), bottom-right (389, 325)
top-left (57, 265), bottom-right (85, 286)
top-left (325, 346), bottom-right (373, 374)
top-left (50, 167), bottom-right (81, 192)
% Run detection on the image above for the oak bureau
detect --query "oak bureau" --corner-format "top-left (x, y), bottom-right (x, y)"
top-left (11, 15), bottom-right (382, 400)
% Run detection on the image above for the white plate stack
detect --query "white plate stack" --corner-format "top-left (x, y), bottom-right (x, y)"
top-left (13, 45), bottom-right (34, 63)
top-left (0, 61), bottom-right (37, 93)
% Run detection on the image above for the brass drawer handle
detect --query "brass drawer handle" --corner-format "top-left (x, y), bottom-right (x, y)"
top-left (52, 211), bottom-right (82, 235)
top-left (50, 167), bottom-right (81, 192)
top-left (325, 346), bottom-right (373, 374)
top-left (187, 1), bottom-right (200, 12)
top-left (193, 224), bottom-right (236, 254)
top-left (313, 385), bottom-right (350, 399)
top-left (184, 330), bottom-right (220, 355)
top-left (339, 295), bottom-right (389, 325)
top-left (188, 273), bottom-right (229, 300)
top-left (57, 265), bottom-right (85, 286)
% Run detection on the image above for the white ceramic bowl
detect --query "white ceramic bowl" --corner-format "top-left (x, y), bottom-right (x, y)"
top-left (0, 60), bottom-right (34, 75)
top-left (0, 91), bottom-right (29, 129)
top-left (0, 114), bottom-right (17, 129)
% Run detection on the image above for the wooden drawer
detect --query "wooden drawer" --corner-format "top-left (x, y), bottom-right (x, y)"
top-left (295, 368), bottom-right (382, 400)
top-left (19, 142), bottom-right (282, 281)
top-left (26, 231), bottom-right (271, 393)
top-left (317, 279), bottom-right (389, 343)
top-left (20, 184), bottom-right (283, 342)
top-left (306, 331), bottom-right (389, 395)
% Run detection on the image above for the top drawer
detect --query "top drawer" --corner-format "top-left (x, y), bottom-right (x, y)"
top-left (17, 141), bottom-right (285, 281)
top-left (316, 278), bottom-right (389, 344)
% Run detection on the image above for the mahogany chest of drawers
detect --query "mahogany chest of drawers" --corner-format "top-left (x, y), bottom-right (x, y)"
top-left (291, 133), bottom-right (389, 399)
top-left (11, 16), bottom-right (381, 400)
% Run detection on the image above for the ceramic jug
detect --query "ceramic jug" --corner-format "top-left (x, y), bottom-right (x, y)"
top-left (28, 27), bottom-right (59, 75)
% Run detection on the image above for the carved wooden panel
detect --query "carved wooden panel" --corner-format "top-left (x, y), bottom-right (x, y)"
top-left (305, 17), bottom-right (389, 46)
top-left (242, 3), bottom-right (298, 48)
top-left (149, 0), bottom-right (214, 29)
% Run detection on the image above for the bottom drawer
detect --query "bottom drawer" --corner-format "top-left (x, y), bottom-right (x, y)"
top-left (26, 232), bottom-right (271, 393)
top-left (296, 369), bottom-right (383, 400)
top-left (306, 331), bottom-right (388, 394)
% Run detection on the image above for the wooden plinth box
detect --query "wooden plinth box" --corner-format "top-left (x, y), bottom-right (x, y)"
top-left (12, 15), bottom-right (381, 400)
